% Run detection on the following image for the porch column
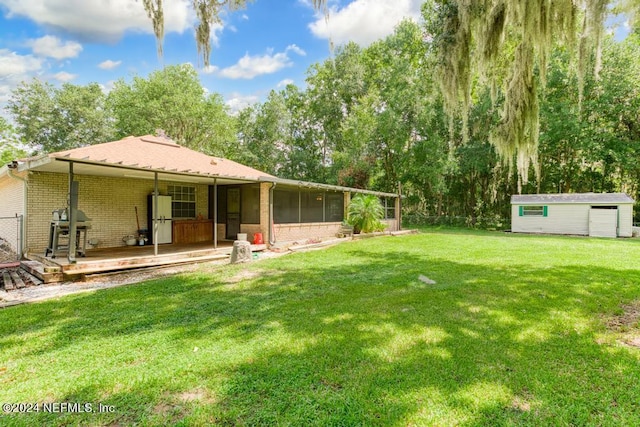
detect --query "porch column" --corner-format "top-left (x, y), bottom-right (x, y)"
top-left (68, 162), bottom-right (78, 264)
top-left (153, 172), bottom-right (158, 256)
top-left (213, 178), bottom-right (217, 249)
top-left (343, 191), bottom-right (351, 221)
top-left (259, 182), bottom-right (271, 245)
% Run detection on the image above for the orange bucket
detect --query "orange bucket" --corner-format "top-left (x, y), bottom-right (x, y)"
top-left (253, 233), bottom-right (264, 244)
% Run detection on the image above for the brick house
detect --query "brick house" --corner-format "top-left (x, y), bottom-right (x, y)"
top-left (0, 135), bottom-right (400, 262)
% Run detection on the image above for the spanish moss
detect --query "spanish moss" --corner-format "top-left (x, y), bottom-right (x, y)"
top-left (427, 0), bottom-right (609, 189)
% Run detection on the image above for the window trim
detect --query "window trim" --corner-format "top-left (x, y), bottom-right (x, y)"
top-left (519, 205), bottom-right (547, 217)
top-left (168, 184), bottom-right (197, 219)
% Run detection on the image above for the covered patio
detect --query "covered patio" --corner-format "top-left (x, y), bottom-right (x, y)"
top-left (1, 134), bottom-right (400, 283)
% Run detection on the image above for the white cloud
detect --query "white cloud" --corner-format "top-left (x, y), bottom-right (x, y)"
top-left (277, 79), bottom-right (294, 88)
top-left (225, 92), bottom-right (260, 114)
top-left (214, 45), bottom-right (306, 80)
top-left (286, 44), bottom-right (306, 56)
top-left (309, 0), bottom-right (422, 46)
top-left (241, 14), bottom-right (249, 20)
top-left (0, 50), bottom-right (44, 103)
top-left (0, 49), bottom-right (44, 77)
top-left (0, 0), bottom-right (192, 43)
top-left (201, 65), bottom-right (219, 74)
top-left (98, 59), bottom-right (122, 70)
top-left (53, 71), bottom-right (77, 82)
top-left (28, 35), bottom-right (82, 59)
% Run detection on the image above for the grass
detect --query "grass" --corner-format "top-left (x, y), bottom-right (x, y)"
top-left (1, 228), bottom-right (640, 426)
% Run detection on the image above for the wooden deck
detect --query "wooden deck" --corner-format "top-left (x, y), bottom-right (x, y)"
top-left (26, 241), bottom-right (267, 281)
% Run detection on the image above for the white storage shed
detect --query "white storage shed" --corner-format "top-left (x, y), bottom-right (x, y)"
top-left (511, 193), bottom-right (635, 238)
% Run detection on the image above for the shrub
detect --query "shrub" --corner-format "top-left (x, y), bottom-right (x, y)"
top-left (347, 195), bottom-right (385, 233)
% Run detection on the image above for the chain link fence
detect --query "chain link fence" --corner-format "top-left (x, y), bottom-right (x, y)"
top-left (0, 215), bottom-right (23, 264)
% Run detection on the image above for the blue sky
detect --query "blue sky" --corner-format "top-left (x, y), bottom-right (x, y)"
top-left (0, 0), bottom-right (423, 116)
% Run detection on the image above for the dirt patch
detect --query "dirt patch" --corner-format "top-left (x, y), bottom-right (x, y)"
top-left (623, 337), bottom-right (640, 348)
top-left (604, 301), bottom-right (640, 349)
top-left (226, 269), bottom-right (264, 284)
top-left (177, 388), bottom-right (216, 404)
top-left (511, 396), bottom-right (531, 412)
top-left (606, 301), bottom-right (640, 332)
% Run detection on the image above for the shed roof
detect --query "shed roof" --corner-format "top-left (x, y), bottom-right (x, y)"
top-left (511, 193), bottom-right (635, 205)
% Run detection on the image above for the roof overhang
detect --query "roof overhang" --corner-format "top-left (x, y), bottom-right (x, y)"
top-left (259, 177), bottom-right (399, 198)
top-left (12, 154), bottom-right (400, 197)
top-left (16, 154), bottom-right (263, 185)
top-left (511, 193), bottom-right (635, 205)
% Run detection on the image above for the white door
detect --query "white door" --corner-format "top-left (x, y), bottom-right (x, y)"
top-left (152, 195), bottom-right (173, 244)
top-left (153, 195), bottom-right (172, 220)
top-left (157, 220), bottom-right (172, 244)
top-left (589, 209), bottom-right (617, 238)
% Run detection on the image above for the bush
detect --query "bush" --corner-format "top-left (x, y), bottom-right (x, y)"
top-left (347, 195), bottom-right (385, 233)
top-left (402, 213), bottom-right (508, 230)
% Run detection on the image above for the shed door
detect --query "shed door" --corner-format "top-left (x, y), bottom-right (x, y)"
top-left (589, 207), bottom-right (618, 238)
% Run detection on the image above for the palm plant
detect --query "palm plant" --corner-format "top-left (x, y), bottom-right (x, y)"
top-left (347, 194), bottom-right (385, 234)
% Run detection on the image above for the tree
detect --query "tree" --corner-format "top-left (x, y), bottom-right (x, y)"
top-left (142, 0), bottom-right (327, 66)
top-left (537, 34), bottom-right (640, 196)
top-left (235, 91), bottom-right (289, 176)
top-left (423, 0), bottom-right (638, 187)
top-left (7, 79), bottom-right (115, 153)
top-left (347, 194), bottom-right (385, 233)
top-left (0, 118), bottom-right (28, 164)
top-left (107, 64), bottom-right (237, 157)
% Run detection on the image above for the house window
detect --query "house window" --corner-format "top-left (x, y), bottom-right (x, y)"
top-left (325, 192), bottom-right (344, 222)
top-left (519, 205), bottom-right (547, 217)
top-left (274, 188), bottom-right (299, 224)
top-left (168, 185), bottom-right (196, 218)
top-left (301, 190), bottom-right (324, 223)
top-left (273, 187), bottom-right (345, 224)
top-left (383, 197), bottom-right (396, 219)
top-left (241, 184), bottom-right (260, 224)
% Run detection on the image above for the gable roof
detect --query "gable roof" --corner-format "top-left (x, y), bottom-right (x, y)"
top-left (511, 193), bottom-right (635, 205)
top-left (49, 135), bottom-right (274, 181)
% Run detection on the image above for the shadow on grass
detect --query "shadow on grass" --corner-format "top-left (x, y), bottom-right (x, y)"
top-left (1, 239), bottom-right (640, 425)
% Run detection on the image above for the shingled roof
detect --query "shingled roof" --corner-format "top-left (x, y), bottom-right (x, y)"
top-left (50, 135), bottom-right (274, 180)
top-left (511, 193), bottom-right (635, 205)
top-left (5, 135), bottom-right (399, 197)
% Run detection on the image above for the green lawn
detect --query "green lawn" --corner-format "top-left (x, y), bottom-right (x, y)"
top-left (1, 229), bottom-right (640, 426)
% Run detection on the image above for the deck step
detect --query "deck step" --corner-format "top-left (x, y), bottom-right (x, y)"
top-left (20, 260), bottom-right (64, 284)
top-left (61, 253), bottom-right (230, 276)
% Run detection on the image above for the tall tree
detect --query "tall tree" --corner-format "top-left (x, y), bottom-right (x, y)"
top-left (423, 0), bottom-right (638, 188)
top-left (7, 79), bottom-right (115, 153)
top-left (107, 64), bottom-right (237, 157)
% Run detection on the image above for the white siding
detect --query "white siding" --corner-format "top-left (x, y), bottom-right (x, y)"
top-left (617, 204), bottom-right (633, 237)
top-left (512, 204), bottom-right (590, 235)
top-left (0, 174), bottom-right (26, 257)
top-left (512, 201), bottom-right (635, 238)
top-left (0, 175), bottom-right (26, 218)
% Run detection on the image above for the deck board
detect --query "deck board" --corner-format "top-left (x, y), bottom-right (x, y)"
top-left (27, 241), bottom-right (266, 278)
